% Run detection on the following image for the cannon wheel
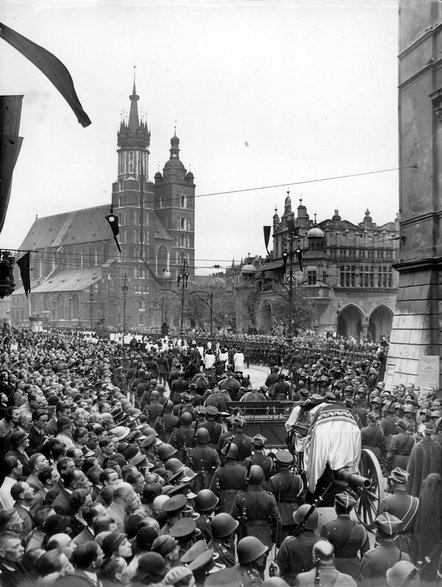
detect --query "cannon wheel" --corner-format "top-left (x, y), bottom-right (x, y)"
top-left (355, 448), bottom-right (385, 530)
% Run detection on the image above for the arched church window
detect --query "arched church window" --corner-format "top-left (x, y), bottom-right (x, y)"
top-left (128, 151), bottom-right (134, 174)
top-left (180, 194), bottom-right (187, 208)
top-left (160, 196), bottom-right (165, 208)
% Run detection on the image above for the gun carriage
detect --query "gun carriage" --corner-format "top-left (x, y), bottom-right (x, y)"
top-left (228, 399), bottom-right (384, 530)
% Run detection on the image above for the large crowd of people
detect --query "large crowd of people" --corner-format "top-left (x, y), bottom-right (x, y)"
top-left (0, 326), bottom-right (439, 587)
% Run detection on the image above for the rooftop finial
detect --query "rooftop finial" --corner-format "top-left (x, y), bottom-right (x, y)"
top-left (314, 213), bottom-right (317, 224)
top-left (299, 196), bottom-right (303, 205)
top-left (133, 64), bottom-right (136, 87)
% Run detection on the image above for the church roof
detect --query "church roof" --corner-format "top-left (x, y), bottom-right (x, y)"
top-left (14, 268), bottom-right (102, 295)
top-left (20, 206), bottom-right (110, 250)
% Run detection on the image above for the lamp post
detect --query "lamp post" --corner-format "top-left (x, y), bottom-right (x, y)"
top-left (122, 274), bottom-right (129, 334)
top-left (283, 217), bottom-right (301, 344)
top-left (177, 258), bottom-right (189, 335)
top-left (89, 286), bottom-right (94, 330)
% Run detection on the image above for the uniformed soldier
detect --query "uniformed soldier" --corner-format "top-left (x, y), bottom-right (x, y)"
top-left (277, 504), bottom-right (320, 585)
top-left (320, 492), bottom-right (370, 580)
top-left (160, 493), bottom-right (188, 535)
top-left (361, 413), bottom-right (384, 460)
top-left (199, 405), bottom-right (223, 448)
top-left (194, 489), bottom-right (219, 542)
top-left (209, 442), bottom-right (247, 513)
top-left (169, 412), bottom-right (196, 464)
top-left (359, 513), bottom-right (410, 587)
top-left (170, 517), bottom-right (198, 560)
top-left (209, 512), bottom-right (239, 568)
top-left (187, 428), bottom-right (221, 492)
top-left (244, 435), bottom-right (275, 485)
top-left (230, 465), bottom-right (281, 557)
top-left (236, 536), bottom-right (268, 587)
top-left (293, 539), bottom-right (356, 587)
top-left (268, 450), bottom-right (304, 543)
top-left (385, 419), bottom-right (415, 473)
top-left (172, 394), bottom-right (196, 419)
top-left (380, 400), bottom-right (399, 457)
top-left (153, 401), bottom-right (179, 443)
top-left (220, 416), bottom-right (253, 463)
top-left (380, 467), bottom-right (419, 555)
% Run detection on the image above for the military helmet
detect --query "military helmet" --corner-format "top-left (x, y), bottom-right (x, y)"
top-left (150, 391), bottom-right (160, 401)
top-left (293, 504), bottom-right (318, 530)
top-left (248, 465), bottom-right (264, 486)
top-left (180, 412), bottom-right (193, 426)
top-left (196, 428), bottom-right (210, 444)
top-left (157, 444), bottom-right (177, 461)
top-left (194, 489), bottom-right (219, 513)
top-left (236, 536), bottom-right (268, 565)
top-left (222, 442), bottom-right (238, 460)
top-left (211, 513), bottom-right (239, 539)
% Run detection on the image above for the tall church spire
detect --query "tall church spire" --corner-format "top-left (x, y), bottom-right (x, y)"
top-left (128, 66), bottom-right (140, 131)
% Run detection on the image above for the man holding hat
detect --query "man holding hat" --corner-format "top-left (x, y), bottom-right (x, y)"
top-left (268, 450), bottom-right (304, 543)
top-left (381, 468), bottom-right (419, 555)
top-left (320, 491), bottom-right (369, 580)
top-left (359, 513), bottom-right (410, 587)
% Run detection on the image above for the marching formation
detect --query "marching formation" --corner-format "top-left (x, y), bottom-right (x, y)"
top-left (0, 328), bottom-right (439, 587)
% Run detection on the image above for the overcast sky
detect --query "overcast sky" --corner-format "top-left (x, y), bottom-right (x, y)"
top-left (0, 0), bottom-right (399, 275)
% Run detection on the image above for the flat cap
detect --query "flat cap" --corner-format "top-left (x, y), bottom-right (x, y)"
top-left (169, 517), bottom-right (196, 539)
top-left (275, 450), bottom-right (294, 466)
top-left (206, 406), bottom-right (219, 417)
top-left (180, 539), bottom-right (208, 564)
top-left (162, 493), bottom-right (187, 513)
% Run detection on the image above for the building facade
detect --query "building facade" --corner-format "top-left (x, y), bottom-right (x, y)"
top-left (11, 83), bottom-right (195, 331)
top-left (248, 193), bottom-right (400, 340)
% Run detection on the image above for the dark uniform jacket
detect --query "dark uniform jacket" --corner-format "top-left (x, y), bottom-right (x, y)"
top-left (223, 431), bottom-right (253, 463)
top-left (230, 484), bottom-right (281, 548)
top-left (277, 530), bottom-right (320, 585)
top-left (187, 445), bottom-right (220, 492)
top-left (169, 424), bottom-right (196, 463)
top-left (154, 413), bottom-right (179, 442)
top-left (320, 515), bottom-right (370, 580)
top-left (360, 423), bottom-right (383, 460)
top-left (244, 452), bottom-right (275, 485)
top-left (209, 461), bottom-right (247, 513)
top-left (380, 489), bottom-right (419, 554)
top-left (359, 545), bottom-right (410, 587)
top-left (386, 432), bottom-right (415, 472)
top-left (209, 538), bottom-right (236, 568)
top-left (268, 470), bottom-right (304, 527)
top-left (199, 419), bottom-right (222, 447)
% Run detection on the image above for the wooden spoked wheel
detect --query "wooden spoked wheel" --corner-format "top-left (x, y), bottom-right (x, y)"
top-left (355, 448), bottom-right (385, 530)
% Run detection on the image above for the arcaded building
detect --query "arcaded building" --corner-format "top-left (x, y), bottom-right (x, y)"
top-left (253, 193), bottom-right (400, 340)
top-left (11, 83), bottom-right (195, 330)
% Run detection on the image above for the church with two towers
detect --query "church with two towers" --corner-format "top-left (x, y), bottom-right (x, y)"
top-left (10, 83), bottom-right (195, 330)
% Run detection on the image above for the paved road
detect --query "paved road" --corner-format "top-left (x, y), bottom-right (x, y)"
top-left (243, 363), bottom-right (271, 388)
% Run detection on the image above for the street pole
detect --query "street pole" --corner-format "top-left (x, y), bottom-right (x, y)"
top-left (122, 274), bottom-right (128, 334)
top-left (288, 234), bottom-right (294, 344)
top-left (179, 258), bottom-right (187, 335)
top-left (210, 291), bottom-right (213, 337)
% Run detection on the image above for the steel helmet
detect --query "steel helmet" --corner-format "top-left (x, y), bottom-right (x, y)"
top-left (386, 561), bottom-right (419, 587)
top-left (222, 442), bottom-right (238, 460)
top-left (194, 489), bottom-right (219, 513)
top-left (180, 412), bottom-right (193, 426)
top-left (236, 536), bottom-right (268, 565)
top-left (196, 428), bottom-right (210, 444)
top-left (164, 458), bottom-right (185, 474)
top-left (157, 444), bottom-right (178, 461)
top-left (150, 391), bottom-right (160, 401)
top-left (248, 465), bottom-right (264, 486)
top-left (211, 513), bottom-right (239, 539)
top-left (293, 504), bottom-right (318, 530)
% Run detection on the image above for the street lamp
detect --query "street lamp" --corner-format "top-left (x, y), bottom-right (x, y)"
top-left (122, 274), bottom-right (129, 334)
top-left (282, 216), bottom-right (303, 344)
top-left (177, 258), bottom-right (189, 335)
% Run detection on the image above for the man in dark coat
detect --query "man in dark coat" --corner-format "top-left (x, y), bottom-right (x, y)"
top-left (209, 442), bottom-right (247, 513)
top-left (320, 492), bottom-right (370, 580)
top-left (380, 467), bottom-right (419, 555)
top-left (187, 428), bottom-right (220, 492)
top-left (230, 465), bottom-right (281, 552)
top-left (407, 422), bottom-right (442, 497)
top-left (386, 419), bottom-right (415, 473)
top-left (268, 450), bottom-right (304, 544)
top-left (243, 435), bottom-right (275, 486)
top-left (277, 504), bottom-right (320, 585)
top-left (199, 406), bottom-right (222, 448)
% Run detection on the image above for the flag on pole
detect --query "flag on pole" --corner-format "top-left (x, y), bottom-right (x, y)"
top-left (0, 22), bottom-right (91, 127)
top-left (17, 252), bottom-right (31, 297)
